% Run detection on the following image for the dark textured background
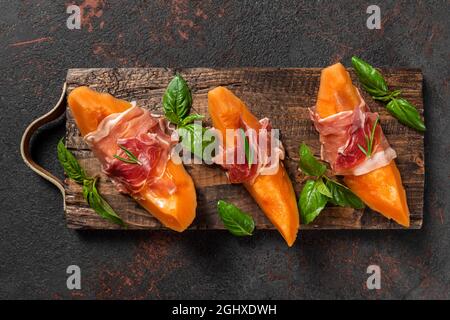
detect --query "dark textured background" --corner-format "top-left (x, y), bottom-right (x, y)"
top-left (0, 0), bottom-right (449, 299)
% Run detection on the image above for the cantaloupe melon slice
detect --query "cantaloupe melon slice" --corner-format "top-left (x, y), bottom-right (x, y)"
top-left (316, 63), bottom-right (410, 227)
top-left (68, 86), bottom-right (197, 232)
top-left (208, 86), bottom-right (299, 246)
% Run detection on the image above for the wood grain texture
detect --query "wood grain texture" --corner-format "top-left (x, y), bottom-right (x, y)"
top-left (64, 68), bottom-right (424, 230)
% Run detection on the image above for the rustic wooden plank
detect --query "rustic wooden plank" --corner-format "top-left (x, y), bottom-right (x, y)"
top-left (64, 68), bottom-right (424, 230)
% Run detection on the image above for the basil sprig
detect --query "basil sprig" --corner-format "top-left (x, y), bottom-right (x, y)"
top-left (82, 178), bottom-right (125, 226)
top-left (217, 200), bottom-right (255, 236)
top-left (298, 143), bottom-right (364, 224)
top-left (386, 98), bottom-right (426, 132)
top-left (162, 74), bottom-right (193, 125)
top-left (299, 143), bottom-right (326, 176)
top-left (179, 114), bottom-right (204, 127)
top-left (239, 128), bottom-right (253, 168)
top-left (57, 139), bottom-right (88, 184)
top-left (300, 179), bottom-right (328, 224)
top-left (351, 56), bottom-right (392, 101)
top-left (326, 179), bottom-right (364, 209)
top-left (351, 56), bottom-right (425, 132)
top-left (162, 74), bottom-right (215, 159)
top-left (179, 123), bottom-right (215, 161)
top-left (57, 139), bottom-right (125, 226)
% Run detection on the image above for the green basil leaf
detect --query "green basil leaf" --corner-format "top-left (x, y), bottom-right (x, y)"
top-left (83, 178), bottom-right (125, 227)
top-left (315, 177), bottom-right (332, 198)
top-left (351, 56), bottom-right (390, 99)
top-left (179, 123), bottom-right (215, 161)
top-left (239, 128), bottom-right (253, 167)
top-left (162, 74), bottom-right (192, 124)
top-left (299, 179), bottom-right (328, 224)
top-left (386, 98), bottom-right (426, 132)
top-left (57, 138), bottom-right (87, 183)
top-left (389, 89), bottom-right (402, 99)
top-left (179, 113), bottom-right (204, 126)
top-left (326, 179), bottom-right (365, 209)
top-left (82, 178), bottom-right (91, 200)
top-left (298, 143), bottom-right (327, 177)
top-left (217, 200), bottom-right (255, 236)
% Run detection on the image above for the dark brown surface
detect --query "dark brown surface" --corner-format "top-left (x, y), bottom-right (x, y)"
top-left (64, 67), bottom-right (424, 230)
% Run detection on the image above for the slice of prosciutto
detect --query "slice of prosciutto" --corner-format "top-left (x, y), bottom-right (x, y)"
top-left (309, 93), bottom-right (396, 176)
top-left (212, 117), bottom-right (285, 184)
top-left (84, 105), bottom-right (176, 197)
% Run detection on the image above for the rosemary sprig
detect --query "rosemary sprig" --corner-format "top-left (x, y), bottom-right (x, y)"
top-left (358, 115), bottom-right (380, 158)
top-left (113, 145), bottom-right (142, 165)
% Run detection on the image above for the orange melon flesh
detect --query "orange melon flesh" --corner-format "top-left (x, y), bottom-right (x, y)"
top-left (208, 86), bottom-right (299, 246)
top-left (68, 86), bottom-right (196, 232)
top-left (344, 162), bottom-right (409, 227)
top-left (317, 63), bottom-right (410, 227)
top-left (68, 86), bottom-right (132, 137)
top-left (316, 63), bottom-right (361, 118)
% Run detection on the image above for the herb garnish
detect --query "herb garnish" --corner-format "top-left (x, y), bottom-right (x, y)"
top-left (113, 145), bottom-right (142, 165)
top-left (358, 115), bottom-right (379, 158)
top-left (299, 142), bottom-right (327, 177)
top-left (239, 128), bottom-right (253, 168)
top-left (57, 138), bottom-right (88, 184)
top-left (82, 177), bottom-right (125, 226)
top-left (57, 139), bottom-right (125, 226)
top-left (351, 56), bottom-right (425, 132)
top-left (162, 74), bottom-right (215, 160)
top-left (162, 74), bottom-right (193, 125)
top-left (217, 200), bottom-right (255, 236)
top-left (386, 98), bottom-right (426, 132)
top-left (298, 143), bottom-right (364, 224)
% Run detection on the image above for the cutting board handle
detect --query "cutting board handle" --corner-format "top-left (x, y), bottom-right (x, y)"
top-left (20, 83), bottom-right (67, 199)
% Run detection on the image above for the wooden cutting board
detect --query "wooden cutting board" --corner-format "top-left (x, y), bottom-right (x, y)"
top-left (64, 68), bottom-right (424, 230)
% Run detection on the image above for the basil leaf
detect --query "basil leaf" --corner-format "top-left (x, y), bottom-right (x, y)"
top-left (299, 179), bottom-right (328, 224)
top-left (352, 57), bottom-right (426, 133)
top-left (162, 74), bottom-right (192, 124)
top-left (239, 128), bottom-right (253, 167)
top-left (217, 200), bottom-right (255, 236)
top-left (298, 143), bottom-right (326, 177)
top-left (179, 113), bottom-right (204, 126)
top-left (315, 177), bottom-right (332, 198)
top-left (57, 138), bottom-right (87, 183)
top-left (351, 56), bottom-right (390, 99)
top-left (326, 179), bottom-right (365, 209)
top-left (387, 98), bottom-right (426, 132)
top-left (179, 123), bottom-right (215, 161)
top-left (58, 138), bottom-right (125, 226)
top-left (83, 178), bottom-right (125, 227)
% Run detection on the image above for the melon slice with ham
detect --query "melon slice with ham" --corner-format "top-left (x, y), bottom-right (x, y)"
top-left (315, 63), bottom-right (410, 227)
top-left (208, 87), bottom-right (299, 246)
top-left (68, 86), bottom-right (196, 232)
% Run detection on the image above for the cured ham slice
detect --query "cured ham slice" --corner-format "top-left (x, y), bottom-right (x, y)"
top-left (310, 94), bottom-right (397, 176)
top-left (212, 117), bottom-right (285, 184)
top-left (85, 105), bottom-right (176, 197)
